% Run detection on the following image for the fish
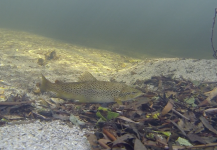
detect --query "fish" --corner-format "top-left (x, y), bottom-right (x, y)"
top-left (39, 72), bottom-right (144, 103)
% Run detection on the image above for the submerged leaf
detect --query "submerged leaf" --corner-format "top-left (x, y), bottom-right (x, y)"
top-left (134, 138), bottom-right (147, 150)
top-left (98, 139), bottom-right (111, 149)
top-left (200, 116), bottom-right (217, 135)
top-left (117, 116), bottom-right (139, 124)
top-left (199, 87), bottom-right (217, 106)
top-left (96, 111), bottom-right (107, 121)
top-left (69, 114), bottom-right (85, 126)
top-left (103, 128), bottom-right (116, 141)
top-left (153, 131), bottom-right (171, 137)
top-left (171, 120), bottom-right (186, 136)
top-left (161, 100), bottom-right (173, 116)
top-left (107, 111), bottom-right (119, 120)
top-left (96, 106), bottom-right (119, 121)
top-left (176, 137), bottom-right (192, 146)
top-left (184, 97), bottom-right (197, 107)
top-left (112, 134), bottom-right (135, 146)
top-left (187, 133), bottom-right (207, 144)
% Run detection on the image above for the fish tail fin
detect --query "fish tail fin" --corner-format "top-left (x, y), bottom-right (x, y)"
top-left (40, 74), bottom-right (51, 92)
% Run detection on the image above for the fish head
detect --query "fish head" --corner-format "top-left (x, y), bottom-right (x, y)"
top-left (118, 86), bottom-right (144, 101)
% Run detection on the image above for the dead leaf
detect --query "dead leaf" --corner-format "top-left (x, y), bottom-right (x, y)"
top-left (103, 128), bottom-right (116, 141)
top-left (184, 111), bottom-right (197, 122)
top-left (187, 133), bottom-right (206, 144)
top-left (199, 87), bottom-right (217, 106)
top-left (143, 140), bottom-right (158, 147)
top-left (178, 119), bottom-right (194, 132)
top-left (200, 116), bottom-right (217, 135)
top-left (204, 108), bottom-right (217, 114)
top-left (204, 87), bottom-right (217, 98)
top-left (170, 120), bottom-right (186, 136)
top-left (161, 100), bottom-right (173, 116)
top-left (86, 133), bottom-right (101, 150)
top-left (117, 116), bottom-right (139, 124)
top-left (134, 138), bottom-right (147, 150)
top-left (98, 139), bottom-right (111, 149)
top-left (132, 97), bottom-right (152, 108)
top-left (154, 134), bottom-right (168, 147)
top-left (129, 123), bottom-right (140, 138)
top-left (193, 122), bottom-right (204, 133)
top-left (165, 91), bottom-right (177, 98)
top-left (112, 134), bottom-right (135, 146)
top-left (172, 108), bottom-right (190, 120)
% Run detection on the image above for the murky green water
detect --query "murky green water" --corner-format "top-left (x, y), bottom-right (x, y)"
top-left (0, 0), bottom-right (217, 59)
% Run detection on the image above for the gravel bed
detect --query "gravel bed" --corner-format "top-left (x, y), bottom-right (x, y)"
top-left (0, 120), bottom-right (91, 150)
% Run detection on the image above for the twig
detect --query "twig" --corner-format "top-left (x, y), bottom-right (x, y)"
top-left (172, 108), bottom-right (190, 120)
top-left (0, 100), bottom-right (35, 106)
top-left (211, 8), bottom-right (217, 59)
top-left (172, 142), bottom-right (217, 149)
top-left (32, 111), bottom-right (49, 120)
top-left (170, 120), bottom-right (186, 136)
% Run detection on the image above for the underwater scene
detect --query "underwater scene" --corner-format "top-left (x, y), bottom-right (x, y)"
top-left (1, 1), bottom-right (217, 150)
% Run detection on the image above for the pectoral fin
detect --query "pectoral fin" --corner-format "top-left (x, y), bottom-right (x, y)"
top-left (115, 98), bottom-right (123, 105)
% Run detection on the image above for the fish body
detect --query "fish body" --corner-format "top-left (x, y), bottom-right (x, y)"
top-left (40, 72), bottom-right (144, 103)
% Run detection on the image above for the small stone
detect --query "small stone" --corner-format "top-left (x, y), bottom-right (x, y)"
top-left (37, 58), bottom-right (44, 66)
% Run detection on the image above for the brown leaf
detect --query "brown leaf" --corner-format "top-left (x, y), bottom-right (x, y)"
top-left (117, 116), bottom-right (139, 124)
top-left (161, 100), bottom-right (173, 116)
top-left (204, 108), bottom-right (217, 114)
top-left (200, 116), bottom-right (217, 135)
top-left (170, 120), bottom-right (186, 136)
top-left (154, 134), bottom-right (168, 147)
top-left (129, 123), bottom-right (140, 138)
top-left (199, 87), bottom-right (217, 106)
top-left (178, 119), bottom-right (194, 132)
top-left (143, 140), bottom-right (158, 147)
top-left (112, 134), bottom-right (135, 146)
top-left (193, 122), bottom-right (204, 133)
top-left (187, 133), bottom-right (206, 144)
top-left (204, 87), bottom-right (217, 98)
top-left (134, 138), bottom-right (147, 150)
top-left (198, 99), bottom-right (210, 107)
top-left (132, 97), bottom-right (152, 108)
top-left (103, 128), bottom-right (116, 141)
top-left (98, 139), bottom-right (111, 149)
top-left (165, 91), bottom-right (177, 98)
top-left (86, 133), bottom-right (101, 150)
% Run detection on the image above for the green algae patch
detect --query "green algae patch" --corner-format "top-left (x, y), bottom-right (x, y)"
top-left (184, 97), bottom-right (197, 107)
top-left (96, 106), bottom-right (119, 121)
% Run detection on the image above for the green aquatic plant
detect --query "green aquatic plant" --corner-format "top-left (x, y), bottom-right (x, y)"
top-left (96, 106), bottom-right (119, 121)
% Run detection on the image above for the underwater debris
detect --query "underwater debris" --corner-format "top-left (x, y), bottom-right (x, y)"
top-left (37, 51), bottom-right (58, 66)
top-left (37, 58), bottom-right (45, 66)
top-left (45, 50), bottom-right (58, 60)
top-left (3, 74), bottom-right (217, 149)
top-left (69, 114), bottom-right (85, 127)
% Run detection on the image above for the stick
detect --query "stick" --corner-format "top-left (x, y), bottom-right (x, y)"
top-left (172, 142), bottom-right (217, 149)
top-left (0, 100), bottom-right (35, 106)
top-left (211, 8), bottom-right (217, 58)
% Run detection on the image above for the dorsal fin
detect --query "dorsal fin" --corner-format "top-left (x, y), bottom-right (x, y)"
top-left (78, 71), bottom-right (97, 82)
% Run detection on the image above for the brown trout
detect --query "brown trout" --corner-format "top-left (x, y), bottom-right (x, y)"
top-left (39, 72), bottom-right (144, 103)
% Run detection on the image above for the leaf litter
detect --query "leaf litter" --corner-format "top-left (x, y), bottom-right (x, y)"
top-left (2, 76), bottom-right (217, 149)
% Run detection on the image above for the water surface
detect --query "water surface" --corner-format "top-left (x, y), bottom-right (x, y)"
top-left (0, 0), bottom-right (217, 59)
